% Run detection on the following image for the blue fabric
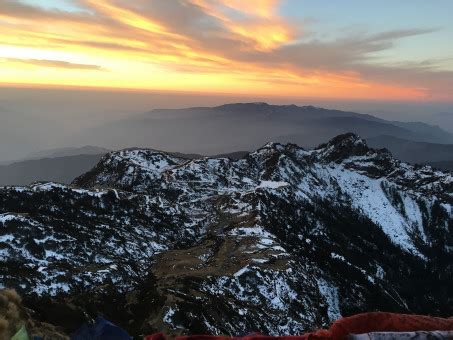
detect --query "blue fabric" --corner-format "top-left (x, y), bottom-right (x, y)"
top-left (71, 317), bottom-right (131, 340)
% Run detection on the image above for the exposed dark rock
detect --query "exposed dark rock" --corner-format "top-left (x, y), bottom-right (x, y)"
top-left (1, 134), bottom-right (452, 337)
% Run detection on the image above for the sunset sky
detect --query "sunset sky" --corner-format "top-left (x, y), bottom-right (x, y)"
top-left (1, 0), bottom-right (452, 101)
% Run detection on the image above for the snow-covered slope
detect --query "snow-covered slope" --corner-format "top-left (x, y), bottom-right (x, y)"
top-left (1, 133), bottom-right (452, 336)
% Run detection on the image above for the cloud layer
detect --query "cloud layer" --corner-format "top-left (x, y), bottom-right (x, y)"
top-left (0, 0), bottom-right (451, 100)
top-left (4, 58), bottom-right (103, 70)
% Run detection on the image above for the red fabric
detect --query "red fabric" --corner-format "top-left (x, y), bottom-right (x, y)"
top-left (144, 333), bottom-right (166, 340)
top-left (176, 336), bottom-right (317, 340)
top-left (144, 312), bottom-right (453, 340)
top-left (176, 337), bottom-right (228, 340)
top-left (329, 312), bottom-right (453, 339)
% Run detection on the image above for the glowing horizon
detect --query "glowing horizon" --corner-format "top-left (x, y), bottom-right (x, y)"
top-left (0, 0), bottom-right (452, 101)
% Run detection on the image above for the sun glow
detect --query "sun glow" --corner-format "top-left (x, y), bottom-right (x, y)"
top-left (0, 0), bottom-right (448, 100)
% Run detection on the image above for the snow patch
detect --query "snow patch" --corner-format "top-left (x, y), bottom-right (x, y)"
top-left (257, 181), bottom-right (289, 189)
top-left (317, 278), bottom-right (341, 321)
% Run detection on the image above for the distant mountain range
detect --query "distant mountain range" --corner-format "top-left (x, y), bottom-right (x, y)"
top-left (0, 146), bottom-right (109, 166)
top-left (0, 146), bottom-right (110, 186)
top-left (366, 135), bottom-right (453, 164)
top-left (1, 103), bottom-right (453, 187)
top-left (0, 154), bottom-right (105, 186)
top-left (24, 145), bottom-right (110, 160)
top-left (85, 102), bottom-right (453, 155)
top-left (428, 160), bottom-right (453, 172)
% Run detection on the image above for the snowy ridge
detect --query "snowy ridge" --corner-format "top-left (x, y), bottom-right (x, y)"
top-left (1, 133), bottom-right (452, 336)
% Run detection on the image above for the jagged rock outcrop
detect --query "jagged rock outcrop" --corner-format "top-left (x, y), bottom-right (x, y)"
top-left (0, 134), bottom-right (452, 336)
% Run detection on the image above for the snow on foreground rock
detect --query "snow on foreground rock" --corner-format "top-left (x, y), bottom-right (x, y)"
top-left (0, 133), bottom-right (452, 336)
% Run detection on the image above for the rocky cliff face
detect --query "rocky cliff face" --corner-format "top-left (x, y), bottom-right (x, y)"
top-left (1, 133), bottom-right (452, 336)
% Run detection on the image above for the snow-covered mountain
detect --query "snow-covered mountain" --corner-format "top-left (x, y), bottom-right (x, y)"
top-left (0, 133), bottom-right (452, 337)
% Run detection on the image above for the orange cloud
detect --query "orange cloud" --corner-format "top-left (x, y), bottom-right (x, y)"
top-left (220, 0), bottom-right (280, 18)
top-left (191, 0), bottom-right (294, 50)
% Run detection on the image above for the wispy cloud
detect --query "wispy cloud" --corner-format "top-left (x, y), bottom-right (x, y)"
top-left (4, 58), bottom-right (103, 70)
top-left (0, 0), bottom-right (451, 100)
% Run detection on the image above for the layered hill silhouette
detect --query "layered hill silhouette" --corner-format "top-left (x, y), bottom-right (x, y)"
top-left (91, 103), bottom-right (453, 153)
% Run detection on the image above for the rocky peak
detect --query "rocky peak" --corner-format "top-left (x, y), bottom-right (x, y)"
top-left (72, 148), bottom-right (186, 191)
top-left (315, 133), bottom-right (370, 163)
top-left (252, 142), bottom-right (287, 155)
